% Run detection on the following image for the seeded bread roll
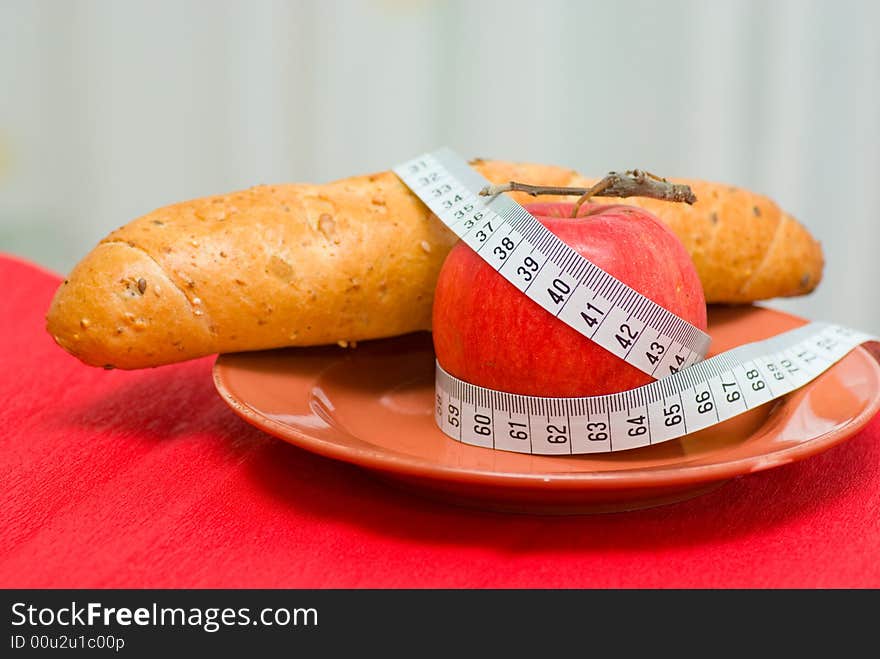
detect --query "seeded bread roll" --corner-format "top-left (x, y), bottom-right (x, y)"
top-left (46, 160), bottom-right (823, 369)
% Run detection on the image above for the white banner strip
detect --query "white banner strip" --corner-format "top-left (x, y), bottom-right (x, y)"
top-left (434, 322), bottom-right (876, 454)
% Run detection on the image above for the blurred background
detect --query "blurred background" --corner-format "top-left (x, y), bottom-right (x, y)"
top-left (1, 0), bottom-right (878, 331)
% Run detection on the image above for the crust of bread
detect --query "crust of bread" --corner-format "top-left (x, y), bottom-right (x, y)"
top-left (46, 160), bottom-right (823, 368)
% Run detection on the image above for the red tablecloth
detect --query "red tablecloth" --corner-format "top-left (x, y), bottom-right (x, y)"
top-left (2, 253), bottom-right (879, 588)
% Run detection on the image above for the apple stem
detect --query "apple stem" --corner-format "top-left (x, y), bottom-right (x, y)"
top-left (480, 170), bottom-right (697, 217)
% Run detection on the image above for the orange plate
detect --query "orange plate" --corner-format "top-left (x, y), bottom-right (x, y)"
top-left (213, 306), bottom-right (880, 514)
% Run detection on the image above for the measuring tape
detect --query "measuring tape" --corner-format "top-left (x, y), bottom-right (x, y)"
top-left (394, 149), bottom-right (878, 455)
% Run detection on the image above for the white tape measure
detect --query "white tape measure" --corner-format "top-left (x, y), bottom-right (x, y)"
top-left (394, 149), bottom-right (878, 455)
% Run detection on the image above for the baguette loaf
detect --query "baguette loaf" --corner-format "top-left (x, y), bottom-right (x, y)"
top-left (46, 160), bottom-right (823, 369)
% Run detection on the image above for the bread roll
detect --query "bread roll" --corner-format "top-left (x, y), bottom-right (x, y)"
top-left (46, 160), bottom-right (823, 369)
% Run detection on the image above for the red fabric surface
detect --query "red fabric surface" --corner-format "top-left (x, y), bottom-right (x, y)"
top-left (2, 253), bottom-right (879, 588)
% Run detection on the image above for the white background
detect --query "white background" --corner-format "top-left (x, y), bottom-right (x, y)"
top-left (1, 0), bottom-right (878, 332)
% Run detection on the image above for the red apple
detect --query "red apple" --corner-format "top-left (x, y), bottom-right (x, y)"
top-left (432, 202), bottom-right (708, 397)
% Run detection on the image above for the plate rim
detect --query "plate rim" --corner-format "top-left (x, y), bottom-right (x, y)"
top-left (213, 322), bottom-right (880, 491)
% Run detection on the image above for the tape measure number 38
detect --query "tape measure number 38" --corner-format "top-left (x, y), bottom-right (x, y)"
top-left (394, 149), bottom-right (878, 455)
